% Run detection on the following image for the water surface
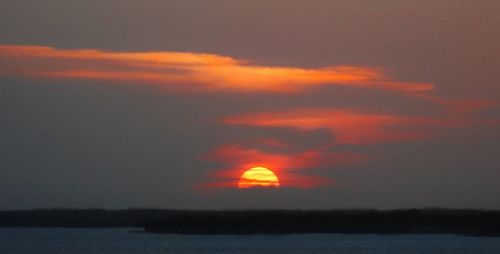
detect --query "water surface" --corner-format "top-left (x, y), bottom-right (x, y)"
top-left (1, 228), bottom-right (499, 254)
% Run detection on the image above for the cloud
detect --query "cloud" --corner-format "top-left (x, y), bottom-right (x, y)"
top-left (413, 93), bottom-right (497, 115)
top-left (222, 108), bottom-right (473, 145)
top-left (203, 143), bottom-right (366, 189)
top-left (212, 94), bottom-right (498, 188)
top-left (0, 45), bottom-right (433, 93)
top-left (3, 44), bottom-right (497, 190)
top-left (207, 105), bottom-right (497, 188)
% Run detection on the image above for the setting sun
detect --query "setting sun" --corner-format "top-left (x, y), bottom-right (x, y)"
top-left (238, 167), bottom-right (280, 189)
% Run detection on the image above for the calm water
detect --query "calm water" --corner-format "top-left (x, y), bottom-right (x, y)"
top-left (1, 228), bottom-right (500, 254)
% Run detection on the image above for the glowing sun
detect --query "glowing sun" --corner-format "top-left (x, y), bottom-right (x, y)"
top-left (238, 167), bottom-right (280, 188)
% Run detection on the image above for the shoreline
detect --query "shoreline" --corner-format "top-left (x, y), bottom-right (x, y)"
top-left (1, 209), bottom-right (499, 237)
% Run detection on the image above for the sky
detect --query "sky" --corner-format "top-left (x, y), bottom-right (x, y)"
top-left (0, 0), bottom-right (499, 210)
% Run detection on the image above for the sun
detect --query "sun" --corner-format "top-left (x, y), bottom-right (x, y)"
top-left (238, 167), bottom-right (280, 188)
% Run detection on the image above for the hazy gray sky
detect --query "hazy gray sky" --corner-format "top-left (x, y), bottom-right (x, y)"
top-left (1, 0), bottom-right (499, 209)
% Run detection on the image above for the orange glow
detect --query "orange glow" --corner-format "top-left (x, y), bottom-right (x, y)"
top-left (238, 167), bottom-right (280, 188)
top-left (205, 144), bottom-right (365, 189)
top-left (0, 45), bottom-right (433, 93)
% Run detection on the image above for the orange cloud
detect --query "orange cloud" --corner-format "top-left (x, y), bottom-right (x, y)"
top-left (204, 144), bottom-right (365, 189)
top-left (4, 45), bottom-right (496, 190)
top-left (214, 102), bottom-right (499, 188)
top-left (0, 45), bottom-right (433, 93)
top-left (223, 109), bottom-right (471, 145)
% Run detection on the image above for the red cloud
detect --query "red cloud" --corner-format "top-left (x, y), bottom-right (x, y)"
top-left (413, 93), bottom-right (497, 115)
top-left (0, 45), bottom-right (433, 93)
top-left (223, 109), bottom-right (470, 145)
top-left (204, 144), bottom-right (366, 189)
top-left (3, 45), bottom-right (497, 191)
top-left (211, 107), bottom-right (499, 188)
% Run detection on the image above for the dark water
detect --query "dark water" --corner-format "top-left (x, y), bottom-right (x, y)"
top-left (1, 228), bottom-right (500, 254)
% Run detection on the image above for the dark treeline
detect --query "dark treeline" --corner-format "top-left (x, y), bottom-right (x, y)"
top-left (1, 209), bottom-right (499, 236)
top-left (0, 209), bottom-right (165, 228)
top-left (142, 209), bottom-right (500, 236)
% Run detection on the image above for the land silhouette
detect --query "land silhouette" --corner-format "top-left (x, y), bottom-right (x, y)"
top-left (0, 209), bottom-right (499, 236)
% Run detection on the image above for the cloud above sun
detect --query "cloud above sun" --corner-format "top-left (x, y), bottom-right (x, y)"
top-left (224, 109), bottom-right (443, 145)
top-left (1, 44), bottom-right (498, 190)
top-left (211, 106), bottom-right (497, 188)
top-left (0, 45), bottom-right (433, 93)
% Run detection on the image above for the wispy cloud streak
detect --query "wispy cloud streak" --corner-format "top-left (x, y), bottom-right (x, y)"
top-left (0, 45), bottom-right (433, 93)
top-left (2, 44), bottom-right (497, 190)
top-left (223, 109), bottom-right (472, 145)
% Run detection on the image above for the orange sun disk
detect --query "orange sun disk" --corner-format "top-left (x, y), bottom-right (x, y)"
top-left (238, 167), bottom-right (280, 188)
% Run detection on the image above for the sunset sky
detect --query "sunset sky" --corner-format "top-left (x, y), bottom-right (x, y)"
top-left (1, 0), bottom-right (499, 209)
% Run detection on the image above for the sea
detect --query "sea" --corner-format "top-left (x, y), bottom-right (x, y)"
top-left (1, 228), bottom-right (500, 254)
